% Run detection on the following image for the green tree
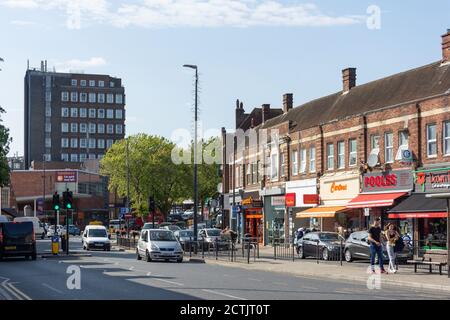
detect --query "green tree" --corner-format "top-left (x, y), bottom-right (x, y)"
top-left (100, 134), bottom-right (190, 220)
top-left (0, 107), bottom-right (11, 187)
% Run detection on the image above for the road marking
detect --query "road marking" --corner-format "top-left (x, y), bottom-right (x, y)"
top-left (42, 283), bottom-right (64, 295)
top-left (7, 282), bottom-right (32, 300)
top-left (202, 289), bottom-right (246, 300)
top-left (152, 278), bottom-right (184, 286)
top-left (129, 267), bottom-right (134, 271)
top-left (302, 286), bottom-right (318, 290)
top-left (0, 280), bottom-right (13, 300)
top-left (272, 281), bottom-right (287, 286)
top-left (146, 272), bottom-right (152, 276)
top-left (248, 278), bottom-right (262, 282)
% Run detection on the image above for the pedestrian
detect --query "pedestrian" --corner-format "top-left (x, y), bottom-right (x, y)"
top-left (384, 223), bottom-right (400, 273)
top-left (297, 228), bottom-right (304, 240)
top-left (368, 217), bottom-right (387, 274)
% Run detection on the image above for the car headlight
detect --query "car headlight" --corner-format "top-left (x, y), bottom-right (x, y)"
top-left (150, 243), bottom-right (159, 251)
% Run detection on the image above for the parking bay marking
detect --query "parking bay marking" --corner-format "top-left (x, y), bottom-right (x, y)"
top-left (201, 289), bottom-right (246, 300)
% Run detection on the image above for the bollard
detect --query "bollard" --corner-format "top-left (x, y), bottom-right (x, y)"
top-left (316, 240), bottom-right (320, 264)
top-left (215, 238), bottom-right (219, 260)
top-left (257, 239), bottom-right (259, 259)
top-left (274, 240), bottom-right (277, 260)
top-left (202, 240), bottom-right (205, 259)
top-left (189, 237), bottom-right (192, 258)
top-left (292, 236), bottom-right (295, 262)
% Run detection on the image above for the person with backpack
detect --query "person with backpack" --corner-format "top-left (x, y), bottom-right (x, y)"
top-left (384, 223), bottom-right (401, 274)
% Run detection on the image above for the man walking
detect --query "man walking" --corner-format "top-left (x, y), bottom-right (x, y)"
top-left (368, 217), bottom-right (386, 274)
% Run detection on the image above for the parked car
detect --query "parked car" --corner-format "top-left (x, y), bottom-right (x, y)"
top-left (198, 228), bottom-right (228, 250)
top-left (158, 222), bottom-right (173, 229)
top-left (174, 229), bottom-right (194, 250)
top-left (143, 222), bottom-right (160, 230)
top-left (167, 214), bottom-right (184, 223)
top-left (136, 229), bottom-right (183, 263)
top-left (13, 217), bottom-right (46, 239)
top-left (161, 225), bottom-right (181, 232)
top-left (182, 210), bottom-right (194, 220)
top-left (82, 225), bottom-right (111, 251)
top-left (0, 221), bottom-right (37, 260)
top-left (68, 225), bottom-right (81, 236)
top-left (344, 230), bottom-right (411, 263)
top-left (46, 225), bottom-right (67, 237)
top-left (0, 215), bottom-right (10, 223)
top-left (297, 232), bottom-right (345, 261)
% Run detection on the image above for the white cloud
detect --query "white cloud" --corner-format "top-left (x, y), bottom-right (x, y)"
top-left (53, 57), bottom-right (107, 72)
top-left (0, 0), bottom-right (365, 29)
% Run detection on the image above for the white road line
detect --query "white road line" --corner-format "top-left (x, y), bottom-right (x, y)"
top-left (272, 282), bottom-right (287, 286)
top-left (7, 282), bottom-right (32, 300)
top-left (151, 278), bottom-right (184, 286)
top-left (42, 283), bottom-right (64, 295)
top-left (146, 272), bottom-right (152, 276)
top-left (202, 289), bottom-right (246, 300)
top-left (248, 278), bottom-right (262, 282)
top-left (0, 280), bottom-right (13, 300)
top-left (302, 286), bottom-right (318, 290)
top-left (129, 267), bottom-right (134, 271)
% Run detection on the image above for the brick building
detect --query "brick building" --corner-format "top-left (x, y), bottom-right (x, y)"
top-left (24, 61), bottom-right (126, 168)
top-left (222, 29), bottom-right (450, 246)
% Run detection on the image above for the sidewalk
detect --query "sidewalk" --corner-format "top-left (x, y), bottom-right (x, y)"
top-left (205, 246), bottom-right (450, 293)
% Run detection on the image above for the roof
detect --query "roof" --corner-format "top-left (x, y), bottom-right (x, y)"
top-left (239, 107), bottom-right (283, 130)
top-left (262, 61), bottom-right (450, 131)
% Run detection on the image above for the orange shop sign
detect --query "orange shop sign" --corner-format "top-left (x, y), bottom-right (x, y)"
top-left (330, 182), bottom-right (347, 193)
top-left (285, 193), bottom-right (296, 207)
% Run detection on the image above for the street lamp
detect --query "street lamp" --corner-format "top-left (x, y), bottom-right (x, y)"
top-left (0, 57), bottom-right (4, 71)
top-left (425, 193), bottom-right (450, 278)
top-left (183, 64), bottom-right (199, 243)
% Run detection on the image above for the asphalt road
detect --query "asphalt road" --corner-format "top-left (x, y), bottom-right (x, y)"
top-left (0, 238), bottom-right (449, 300)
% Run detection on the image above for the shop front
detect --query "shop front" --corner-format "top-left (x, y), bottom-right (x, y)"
top-left (388, 167), bottom-right (449, 250)
top-left (286, 179), bottom-right (319, 230)
top-left (298, 172), bottom-right (359, 232)
top-left (261, 187), bottom-right (285, 245)
top-left (241, 191), bottom-right (264, 243)
top-left (347, 169), bottom-right (413, 229)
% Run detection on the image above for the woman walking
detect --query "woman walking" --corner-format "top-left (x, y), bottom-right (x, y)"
top-left (384, 223), bottom-right (400, 274)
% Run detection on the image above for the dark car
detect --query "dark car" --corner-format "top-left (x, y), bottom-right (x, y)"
top-left (344, 230), bottom-right (411, 263)
top-left (167, 214), bottom-right (184, 223)
top-left (68, 225), bottom-right (81, 236)
top-left (297, 232), bottom-right (345, 261)
top-left (174, 230), bottom-right (194, 250)
top-left (0, 221), bottom-right (37, 261)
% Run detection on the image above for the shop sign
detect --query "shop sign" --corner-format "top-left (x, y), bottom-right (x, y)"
top-left (330, 182), bottom-right (347, 193)
top-left (242, 197), bottom-right (253, 206)
top-left (362, 169), bottom-right (413, 193)
top-left (400, 149), bottom-right (414, 165)
top-left (56, 171), bottom-right (77, 183)
top-left (319, 173), bottom-right (360, 204)
top-left (415, 168), bottom-right (450, 193)
top-left (271, 196), bottom-right (285, 206)
top-left (285, 193), bottom-right (296, 207)
top-left (303, 194), bottom-right (319, 205)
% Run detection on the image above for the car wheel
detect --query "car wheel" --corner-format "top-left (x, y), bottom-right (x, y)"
top-left (25, 255), bottom-right (30, 260)
top-left (344, 249), bottom-right (353, 262)
top-left (31, 253), bottom-right (37, 261)
top-left (106, 247), bottom-right (111, 252)
top-left (177, 258), bottom-right (183, 263)
top-left (322, 248), bottom-right (329, 261)
top-left (145, 250), bottom-right (152, 262)
top-left (298, 246), bottom-right (305, 259)
top-left (136, 249), bottom-right (142, 260)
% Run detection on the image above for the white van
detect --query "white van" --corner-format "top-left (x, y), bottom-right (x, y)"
top-left (13, 217), bottom-right (46, 239)
top-left (82, 225), bottom-right (111, 251)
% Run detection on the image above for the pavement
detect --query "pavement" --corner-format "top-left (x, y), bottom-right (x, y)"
top-left (0, 238), bottom-right (449, 300)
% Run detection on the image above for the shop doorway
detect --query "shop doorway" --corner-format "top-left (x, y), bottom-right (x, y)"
top-left (245, 214), bottom-right (263, 243)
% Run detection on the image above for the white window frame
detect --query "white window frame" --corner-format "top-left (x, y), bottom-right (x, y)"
top-left (98, 124), bottom-right (105, 134)
top-left (327, 143), bottom-right (334, 170)
top-left (98, 109), bottom-right (105, 119)
top-left (80, 123), bottom-right (87, 133)
top-left (61, 138), bottom-right (69, 148)
top-left (80, 93), bottom-right (87, 103)
top-left (97, 139), bottom-right (105, 149)
top-left (89, 123), bottom-right (96, 134)
top-left (70, 154), bottom-right (78, 162)
top-left (106, 94), bottom-right (114, 104)
top-left (80, 108), bottom-right (87, 118)
top-left (107, 124), bottom-right (114, 134)
top-left (80, 80), bottom-right (86, 87)
top-left (98, 80), bottom-right (105, 87)
top-left (80, 138), bottom-right (87, 148)
top-left (88, 93), bottom-right (96, 103)
top-left (115, 124), bottom-right (123, 134)
top-left (71, 79), bottom-right (77, 86)
top-left (115, 109), bottom-right (123, 119)
top-left (349, 138), bottom-right (357, 166)
top-left (71, 123), bottom-right (78, 133)
top-left (106, 139), bottom-right (114, 148)
top-left (300, 148), bottom-right (307, 173)
top-left (106, 109), bottom-right (114, 119)
top-left (61, 153), bottom-right (69, 162)
top-left (309, 146), bottom-right (316, 173)
top-left (70, 92), bottom-right (78, 102)
top-left (70, 108), bottom-right (78, 118)
top-left (444, 122), bottom-right (450, 156)
top-left (337, 141), bottom-right (345, 169)
top-left (70, 138), bottom-right (78, 148)
top-left (61, 107), bottom-right (69, 117)
top-left (89, 108), bottom-right (96, 118)
top-left (61, 123), bottom-right (69, 133)
top-left (292, 150), bottom-right (298, 176)
top-left (89, 138), bottom-right (96, 149)
top-left (116, 94), bottom-right (123, 104)
top-left (98, 93), bottom-right (105, 103)
top-left (89, 80), bottom-right (96, 87)
top-left (427, 124), bottom-right (437, 158)
top-left (61, 91), bottom-right (69, 102)
top-left (384, 132), bottom-right (394, 163)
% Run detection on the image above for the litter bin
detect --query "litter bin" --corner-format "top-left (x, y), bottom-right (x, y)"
top-left (51, 235), bottom-right (60, 255)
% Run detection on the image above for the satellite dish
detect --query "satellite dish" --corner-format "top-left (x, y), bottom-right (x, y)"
top-left (367, 154), bottom-right (378, 168)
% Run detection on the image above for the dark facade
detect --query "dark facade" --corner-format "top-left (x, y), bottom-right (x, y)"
top-left (24, 63), bottom-right (126, 168)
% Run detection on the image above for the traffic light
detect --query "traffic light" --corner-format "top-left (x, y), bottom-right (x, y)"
top-left (52, 192), bottom-right (60, 211)
top-left (148, 196), bottom-right (156, 212)
top-left (63, 189), bottom-right (73, 209)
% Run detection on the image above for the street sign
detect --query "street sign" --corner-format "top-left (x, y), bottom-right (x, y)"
top-left (120, 207), bottom-right (130, 214)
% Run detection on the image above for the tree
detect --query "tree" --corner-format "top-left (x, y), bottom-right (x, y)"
top-left (100, 134), bottom-right (190, 220)
top-left (0, 107), bottom-right (11, 187)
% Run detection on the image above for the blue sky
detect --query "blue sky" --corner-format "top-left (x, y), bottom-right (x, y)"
top-left (0, 0), bottom-right (449, 156)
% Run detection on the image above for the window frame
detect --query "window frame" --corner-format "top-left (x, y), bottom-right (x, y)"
top-left (426, 123), bottom-right (437, 158)
top-left (337, 141), bottom-right (345, 169)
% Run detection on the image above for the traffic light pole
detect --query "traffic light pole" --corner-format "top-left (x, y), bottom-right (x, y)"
top-left (66, 209), bottom-right (70, 255)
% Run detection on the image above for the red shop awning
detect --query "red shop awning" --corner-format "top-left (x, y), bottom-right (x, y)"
top-left (347, 192), bottom-right (407, 209)
top-left (388, 212), bottom-right (447, 219)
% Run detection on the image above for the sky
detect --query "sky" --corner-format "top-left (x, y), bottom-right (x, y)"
top-left (0, 0), bottom-right (449, 156)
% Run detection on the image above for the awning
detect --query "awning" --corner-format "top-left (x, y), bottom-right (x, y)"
top-left (347, 192), bottom-right (406, 209)
top-left (296, 206), bottom-right (348, 219)
top-left (387, 193), bottom-right (448, 219)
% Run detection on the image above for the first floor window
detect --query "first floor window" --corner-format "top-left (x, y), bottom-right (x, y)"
top-left (89, 138), bottom-right (96, 149)
top-left (116, 124), bottom-right (123, 134)
top-left (80, 138), bottom-right (87, 148)
top-left (271, 153), bottom-right (279, 181)
top-left (385, 132), bottom-right (394, 163)
top-left (106, 139), bottom-right (114, 148)
top-left (300, 148), bottom-right (307, 173)
top-left (70, 154), bottom-right (78, 162)
top-left (98, 123), bottom-right (105, 134)
top-left (327, 143), bottom-right (334, 170)
top-left (280, 154), bottom-right (286, 177)
top-left (444, 122), bottom-right (450, 155)
top-left (89, 154), bottom-right (96, 160)
top-left (61, 123), bottom-right (69, 133)
top-left (349, 139), bottom-right (357, 166)
top-left (61, 153), bottom-right (68, 161)
top-left (427, 124), bottom-right (437, 157)
top-left (97, 139), bottom-right (105, 149)
top-left (309, 146), bottom-right (316, 173)
top-left (70, 138), bottom-right (78, 148)
top-left (61, 138), bottom-right (69, 148)
top-left (98, 154), bottom-right (104, 160)
top-left (71, 123), bottom-right (78, 133)
top-left (79, 154), bottom-right (87, 162)
top-left (337, 141), bottom-right (345, 169)
top-left (292, 151), bottom-right (298, 176)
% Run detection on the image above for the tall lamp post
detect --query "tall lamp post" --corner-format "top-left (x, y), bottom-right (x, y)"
top-left (426, 193), bottom-right (450, 278)
top-left (183, 64), bottom-right (198, 243)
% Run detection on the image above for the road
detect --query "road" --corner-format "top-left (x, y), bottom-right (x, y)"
top-left (0, 237), bottom-right (449, 300)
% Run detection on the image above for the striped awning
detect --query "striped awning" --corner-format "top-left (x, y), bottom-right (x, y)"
top-left (347, 192), bottom-right (406, 209)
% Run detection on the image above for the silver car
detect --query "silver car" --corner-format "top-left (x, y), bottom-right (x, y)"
top-left (136, 229), bottom-right (183, 263)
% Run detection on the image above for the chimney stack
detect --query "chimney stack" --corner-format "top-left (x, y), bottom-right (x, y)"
top-left (262, 104), bottom-right (270, 124)
top-left (342, 67), bottom-right (356, 92)
top-left (442, 29), bottom-right (450, 63)
top-left (235, 99), bottom-right (246, 129)
top-left (282, 93), bottom-right (293, 113)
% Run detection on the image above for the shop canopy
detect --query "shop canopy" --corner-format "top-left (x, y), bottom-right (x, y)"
top-left (296, 206), bottom-right (348, 219)
top-left (387, 193), bottom-right (448, 219)
top-left (346, 192), bottom-right (407, 209)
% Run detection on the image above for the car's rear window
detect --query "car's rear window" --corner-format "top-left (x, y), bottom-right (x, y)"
top-left (2, 222), bottom-right (33, 237)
